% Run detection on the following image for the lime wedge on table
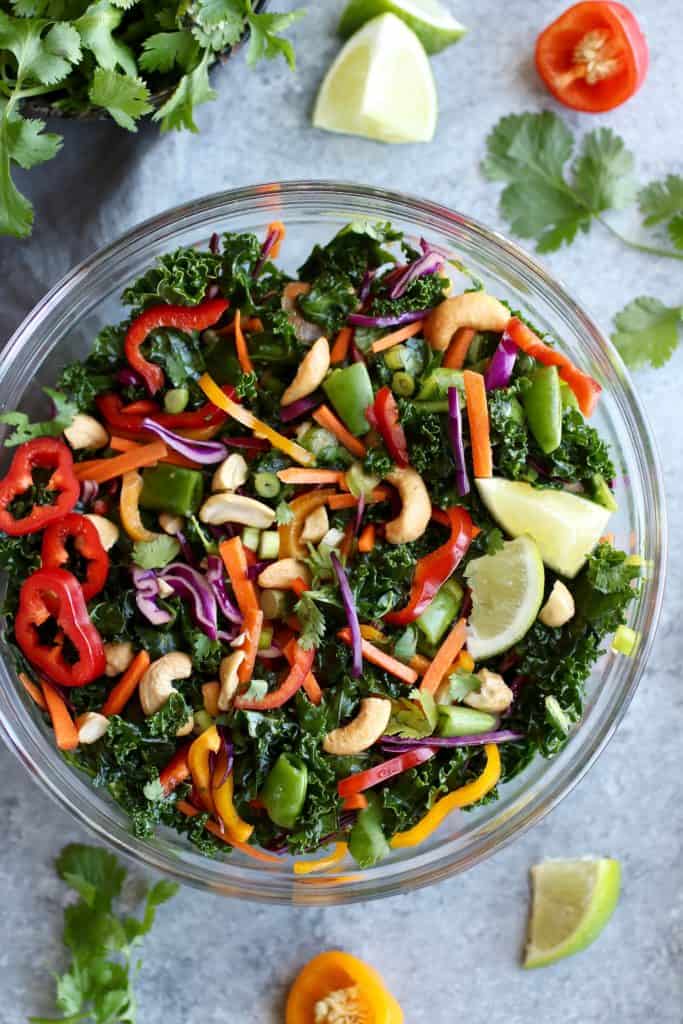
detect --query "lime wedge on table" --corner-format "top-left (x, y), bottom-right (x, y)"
top-left (339, 0), bottom-right (467, 54)
top-left (525, 858), bottom-right (621, 968)
top-left (476, 478), bottom-right (612, 579)
top-left (465, 536), bottom-right (545, 660)
top-left (313, 14), bottom-right (438, 144)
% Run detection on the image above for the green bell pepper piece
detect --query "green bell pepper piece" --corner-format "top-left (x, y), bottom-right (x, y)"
top-left (139, 464), bottom-right (204, 517)
top-left (323, 363), bottom-right (374, 436)
top-left (261, 753), bottom-right (308, 830)
top-left (348, 792), bottom-right (390, 868)
top-left (436, 705), bottom-right (497, 737)
top-left (522, 365), bottom-right (562, 454)
top-left (416, 368), bottom-right (464, 402)
top-left (416, 579), bottom-right (463, 647)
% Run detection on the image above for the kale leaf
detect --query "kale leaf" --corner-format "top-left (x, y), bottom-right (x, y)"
top-left (121, 247), bottom-right (221, 310)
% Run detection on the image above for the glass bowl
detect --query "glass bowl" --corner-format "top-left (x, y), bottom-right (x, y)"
top-left (0, 182), bottom-right (666, 905)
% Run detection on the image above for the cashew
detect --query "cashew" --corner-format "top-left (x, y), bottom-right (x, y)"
top-left (323, 698), bottom-right (392, 756)
top-left (281, 336), bottom-right (330, 406)
top-left (64, 413), bottom-right (109, 451)
top-left (199, 493), bottom-right (275, 528)
top-left (139, 652), bottom-right (193, 736)
top-left (159, 512), bottom-right (184, 535)
top-left (212, 453), bottom-right (248, 493)
top-left (157, 578), bottom-right (175, 599)
top-left (301, 505), bottom-right (329, 544)
top-left (384, 467), bottom-right (431, 544)
top-left (85, 514), bottom-right (119, 552)
top-left (464, 668), bottom-right (513, 714)
top-left (423, 292), bottom-right (510, 351)
top-left (320, 527), bottom-right (345, 551)
top-left (258, 558), bottom-right (310, 589)
top-left (281, 282), bottom-right (321, 343)
top-left (104, 641), bottom-right (134, 678)
top-left (76, 712), bottom-right (109, 744)
top-left (218, 650), bottom-right (246, 711)
top-left (538, 580), bottom-right (575, 628)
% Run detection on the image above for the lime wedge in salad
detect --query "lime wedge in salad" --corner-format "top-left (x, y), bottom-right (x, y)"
top-left (465, 536), bottom-right (544, 660)
top-left (476, 478), bottom-right (612, 579)
top-left (524, 858), bottom-right (621, 968)
top-left (338, 0), bottom-right (466, 54)
top-left (313, 13), bottom-right (438, 144)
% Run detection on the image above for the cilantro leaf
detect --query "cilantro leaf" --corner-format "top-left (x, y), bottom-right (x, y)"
top-left (153, 50), bottom-right (216, 133)
top-left (611, 296), bottom-right (683, 369)
top-left (139, 30), bottom-right (198, 74)
top-left (0, 14), bottom-right (80, 85)
top-left (132, 535), bottom-right (180, 568)
top-left (275, 500), bottom-right (294, 525)
top-left (0, 386), bottom-right (77, 446)
top-left (638, 174), bottom-right (683, 249)
top-left (572, 127), bottom-right (637, 211)
top-left (294, 591), bottom-right (326, 650)
top-left (246, 8), bottom-right (304, 68)
top-left (0, 104), bottom-right (61, 237)
top-left (55, 843), bottom-right (126, 912)
top-left (88, 68), bottom-right (153, 131)
top-left (75, 0), bottom-right (136, 76)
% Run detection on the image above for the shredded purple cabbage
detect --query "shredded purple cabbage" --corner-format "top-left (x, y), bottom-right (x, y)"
top-left (380, 729), bottom-right (524, 752)
top-left (79, 479), bottom-right (99, 507)
top-left (359, 269), bottom-right (376, 304)
top-left (131, 567), bottom-right (172, 626)
top-left (484, 333), bottom-right (518, 391)
top-left (158, 563), bottom-right (218, 640)
top-left (253, 224), bottom-right (280, 278)
top-left (280, 393), bottom-right (323, 423)
top-left (209, 232), bottom-right (220, 255)
top-left (447, 386), bottom-right (470, 497)
top-left (116, 367), bottom-right (143, 390)
top-left (142, 417), bottom-right (227, 465)
top-left (348, 309), bottom-right (429, 330)
top-left (388, 242), bottom-right (443, 300)
top-left (330, 553), bottom-right (362, 678)
top-left (206, 555), bottom-right (242, 624)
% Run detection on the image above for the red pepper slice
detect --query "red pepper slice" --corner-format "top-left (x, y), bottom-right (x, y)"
top-left (505, 317), bottom-right (602, 417)
top-left (124, 297), bottom-right (230, 395)
top-left (234, 643), bottom-right (315, 710)
top-left (337, 747), bottom-right (435, 798)
top-left (41, 513), bottom-right (109, 601)
top-left (159, 741), bottom-right (193, 795)
top-left (368, 387), bottom-right (409, 467)
top-left (15, 568), bottom-right (106, 687)
top-left (96, 385), bottom-right (236, 440)
top-left (385, 506), bottom-right (473, 626)
top-left (0, 438), bottom-right (79, 536)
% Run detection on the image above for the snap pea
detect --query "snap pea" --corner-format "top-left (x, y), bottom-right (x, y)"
top-left (436, 705), bottom-right (497, 737)
top-left (393, 625), bottom-right (418, 663)
top-left (163, 387), bottom-right (189, 414)
top-left (139, 464), bottom-right (204, 517)
top-left (522, 365), bottom-right (562, 454)
top-left (261, 753), bottom-right (308, 830)
top-left (323, 363), bottom-right (374, 436)
top-left (560, 379), bottom-right (580, 410)
top-left (348, 792), bottom-right (390, 868)
top-left (591, 473), bottom-right (618, 512)
top-left (416, 579), bottom-right (463, 647)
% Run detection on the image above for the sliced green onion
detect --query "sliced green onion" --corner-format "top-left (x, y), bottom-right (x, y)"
top-left (258, 625), bottom-right (274, 650)
top-left (384, 345), bottom-right (405, 371)
top-left (392, 371), bottom-right (415, 397)
top-left (260, 588), bottom-right (292, 620)
top-left (193, 710), bottom-right (214, 734)
top-left (259, 529), bottom-right (280, 560)
top-left (254, 471), bottom-right (281, 499)
top-left (241, 526), bottom-right (260, 551)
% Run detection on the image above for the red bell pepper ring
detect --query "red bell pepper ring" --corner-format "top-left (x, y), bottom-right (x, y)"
top-left (96, 385), bottom-right (236, 440)
top-left (385, 506), bottom-right (474, 626)
top-left (41, 513), bottom-right (110, 601)
top-left (234, 643), bottom-right (315, 710)
top-left (367, 386), bottom-right (410, 467)
top-left (0, 438), bottom-right (79, 536)
top-left (15, 568), bottom-right (106, 687)
top-left (505, 317), bottom-right (602, 417)
top-left (124, 297), bottom-right (230, 395)
top-left (337, 747), bottom-right (435, 798)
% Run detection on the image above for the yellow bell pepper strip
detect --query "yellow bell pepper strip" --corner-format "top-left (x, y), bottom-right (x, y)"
top-left (188, 724), bottom-right (221, 812)
top-left (293, 842), bottom-right (348, 876)
top-left (390, 743), bottom-right (501, 849)
top-left (198, 373), bottom-right (315, 466)
top-left (212, 757), bottom-right (254, 844)
top-left (120, 470), bottom-right (161, 542)
top-left (286, 951), bottom-right (404, 1024)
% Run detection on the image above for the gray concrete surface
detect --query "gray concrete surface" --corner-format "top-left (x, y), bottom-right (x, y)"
top-left (1, 2), bottom-right (681, 1021)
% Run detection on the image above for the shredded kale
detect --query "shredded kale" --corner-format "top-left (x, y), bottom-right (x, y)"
top-left (297, 271), bottom-right (359, 335)
top-left (121, 247), bottom-right (221, 310)
top-left (370, 271), bottom-right (448, 319)
top-left (298, 221), bottom-right (401, 286)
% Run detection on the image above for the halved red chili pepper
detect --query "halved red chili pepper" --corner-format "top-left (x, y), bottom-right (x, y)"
top-left (124, 297), bottom-right (230, 395)
top-left (337, 747), bottom-right (435, 798)
top-left (0, 438), bottom-right (79, 536)
top-left (41, 513), bottom-right (109, 601)
top-left (367, 387), bottom-right (409, 467)
top-left (385, 506), bottom-right (473, 626)
top-left (15, 568), bottom-right (106, 687)
top-left (234, 643), bottom-right (315, 710)
top-left (96, 385), bottom-right (237, 441)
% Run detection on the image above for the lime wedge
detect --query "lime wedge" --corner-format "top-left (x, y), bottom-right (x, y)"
top-left (525, 858), bottom-right (621, 968)
top-left (313, 14), bottom-right (437, 144)
top-left (339, 0), bottom-right (466, 54)
top-left (465, 536), bottom-right (544, 660)
top-left (476, 478), bottom-right (612, 579)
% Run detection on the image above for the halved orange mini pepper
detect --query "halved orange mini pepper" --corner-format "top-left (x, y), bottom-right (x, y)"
top-left (286, 951), bottom-right (403, 1024)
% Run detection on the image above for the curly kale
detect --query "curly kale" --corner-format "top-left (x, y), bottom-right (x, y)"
top-left (488, 387), bottom-right (529, 479)
top-left (370, 272), bottom-right (448, 319)
top-left (540, 409), bottom-right (616, 484)
top-left (298, 221), bottom-right (401, 286)
top-left (298, 272), bottom-right (359, 335)
top-left (121, 248), bottom-right (221, 310)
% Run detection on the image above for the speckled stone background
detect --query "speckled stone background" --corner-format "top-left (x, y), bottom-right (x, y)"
top-left (1, 2), bottom-right (681, 1021)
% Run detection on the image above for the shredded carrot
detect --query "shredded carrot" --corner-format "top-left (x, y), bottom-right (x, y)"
top-left (237, 606), bottom-right (263, 686)
top-left (19, 672), bottom-right (47, 710)
top-left (342, 793), bottom-right (368, 812)
top-left (267, 220), bottom-right (286, 259)
top-left (234, 309), bottom-right (255, 374)
top-left (219, 537), bottom-right (258, 615)
top-left (420, 618), bottom-right (468, 695)
top-left (370, 320), bottom-right (424, 354)
top-left (74, 441), bottom-right (167, 484)
top-left (443, 327), bottom-right (476, 369)
top-left (328, 487), bottom-right (390, 511)
top-left (102, 650), bottom-right (151, 717)
top-left (338, 628), bottom-right (418, 685)
top-left (312, 404), bottom-right (367, 459)
top-left (330, 326), bottom-right (353, 364)
top-left (176, 799), bottom-right (283, 863)
top-left (277, 468), bottom-right (345, 486)
top-left (291, 576), bottom-right (310, 598)
top-left (109, 435), bottom-right (201, 470)
top-left (293, 842), bottom-right (348, 875)
top-left (463, 370), bottom-right (492, 478)
top-left (357, 524), bottom-right (375, 553)
top-left (41, 680), bottom-right (79, 750)
top-left (216, 316), bottom-right (263, 337)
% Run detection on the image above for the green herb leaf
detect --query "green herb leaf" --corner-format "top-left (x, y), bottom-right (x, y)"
top-left (0, 103), bottom-right (61, 237)
top-left (153, 49), bottom-right (216, 133)
top-left (638, 174), bottom-right (683, 248)
top-left (275, 500), bottom-right (294, 525)
top-left (385, 689), bottom-right (437, 738)
top-left (0, 387), bottom-right (77, 446)
top-left (294, 591), bottom-right (326, 651)
top-left (75, 0), bottom-right (136, 76)
top-left (132, 535), bottom-right (180, 568)
top-left (139, 30), bottom-right (198, 74)
top-left (56, 844), bottom-right (126, 912)
top-left (246, 8), bottom-right (304, 69)
top-left (88, 68), bottom-right (153, 131)
top-left (611, 296), bottom-right (683, 369)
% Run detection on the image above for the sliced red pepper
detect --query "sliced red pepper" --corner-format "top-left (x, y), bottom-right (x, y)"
top-left (41, 513), bottom-right (109, 601)
top-left (124, 297), bottom-right (230, 395)
top-left (337, 747), bottom-right (435, 798)
top-left (15, 568), bottom-right (106, 687)
top-left (96, 385), bottom-right (236, 441)
top-left (0, 438), bottom-right (79, 536)
top-left (159, 741), bottom-right (192, 794)
top-left (385, 506), bottom-right (473, 626)
top-left (234, 643), bottom-right (315, 710)
top-left (368, 387), bottom-right (409, 467)
top-left (505, 317), bottom-right (602, 417)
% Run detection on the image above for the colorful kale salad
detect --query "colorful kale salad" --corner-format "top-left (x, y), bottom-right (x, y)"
top-left (0, 220), bottom-right (641, 868)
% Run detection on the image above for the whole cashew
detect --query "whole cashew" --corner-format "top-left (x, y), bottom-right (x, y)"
top-left (258, 558), bottom-right (310, 589)
top-left (464, 669), bottom-right (513, 714)
top-left (64, 413), bottom-right (109, 451)
top-left (281, 282), bottom-right (321, 343)
top-left (301, 505), bottom-right (329, 544)
top-left (104, 640), bottom-right (134, 678)
top-left (76, 712), bottom-right (109, 744)
top-left (200, 493), bottom-right (275, 528)
top-left (423, 292), bottom-right (510, 350)
top-left (538, 580), bottom-right (575, 628)
top-left (384, 467), bottom-right (431, 544)
top-left (323, 698), bottom-right (392, 755)
top-left (139, 652), bottom-right (194, 736)
top-left (281, 337), bottom-right (330, 406)
top-left (212, 453), bottom-right (248, 493)
top-left (85, 514), bottom-right (119, 552)
top-left (218, 650), bottom-right (246, 711)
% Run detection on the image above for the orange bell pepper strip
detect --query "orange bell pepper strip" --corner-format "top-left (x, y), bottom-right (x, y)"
top-left (390, 743), bottom-right (501, 848)
top-left (198, 373), bottom-right (315, 466)
top-left (419, 618), bottom-right (467, 695)
top-left (177, 800), bottom-right (281, 863)
top-left (237, 606), bottom-right (264, 686)
top-left (234, 642), bottom-right (315, 710)
top-left (443, 327), bottom-right (476, 369)
top-left (74, 442), bottom-right (167, 484)
top-left (312, 404), bottom-right (367, 459)
top-left (120, 470), bottom-right (162, 542)
top-left (463, 370), bottom-right (492, 479)
top-left (188, 725), bottom-right (221, 812)
top-left (341, 793), bottom-right (368, 812)
top-left (370, 319), bottom-right (424, 353)
top-left (329, 326), bottom-right (353, 364)
top-left (219, 537), bottom-right (258, 615)
top-left (202, 681), bottom-right (220, 718)
top-left (158, 742), bottom-right (192, 795)
top-left (338, 628), bottom-right (418, 686)
top-left (41, 680), bottom-right (79, 750)
top-left (293, 842), bottom-right (348, 875)
top-left (211, 744), bottom-right (254, 844)
top-left (102, 650), bottom-right (151, 717)
top-left (18, 671), bottom-right (47, 710)
top-left (233, 309), bottom-right (255, 374)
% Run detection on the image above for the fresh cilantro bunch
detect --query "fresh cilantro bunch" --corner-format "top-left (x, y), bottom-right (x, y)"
top-left (29, 843), bottom-right (177, 1024)
top-left (482, 111), bottom-right (683, 369)
top-left (0, 0), bottom-right (304, 238)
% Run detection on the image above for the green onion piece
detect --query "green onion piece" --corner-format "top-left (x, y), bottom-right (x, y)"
top-left (545, 695), bottom-right (571, 735)
top-left (384, 345), bottom-right (405, 371)
top-left (193, 710), bottom-right (214, 734)
top-left (241, 526), bottom-right (260, 551)
top-left (392, 371), bottom-right (415, 397)
top-left (258, 625), bottom-right (274, 650)
top-left (260, 588), bottom-right (292, 620)
top-left (255, 471), bottom-right (281, 499)
top-left (259, 529), bottom-right (280, 560)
